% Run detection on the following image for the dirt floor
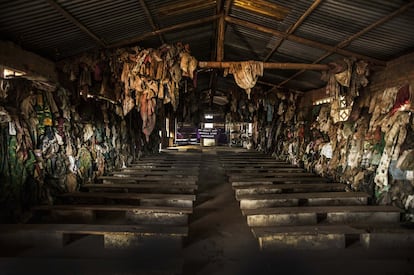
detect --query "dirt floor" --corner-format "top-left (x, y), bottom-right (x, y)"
top-left (0, 146), bottom-right (413, 275)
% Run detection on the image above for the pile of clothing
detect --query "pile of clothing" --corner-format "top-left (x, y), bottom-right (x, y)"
top-left (60, 43), bottom-right (198, 142)
top-left (255, 81), bottom-right (414, 219)
top-left (0, 78), bottom-right (137, 221)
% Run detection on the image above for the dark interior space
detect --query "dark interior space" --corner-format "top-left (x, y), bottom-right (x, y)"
top-left (1, 0), bottom-right (414, 274)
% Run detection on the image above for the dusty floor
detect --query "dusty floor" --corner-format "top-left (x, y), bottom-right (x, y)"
top-left (1, 146), bottom-right (413, 274)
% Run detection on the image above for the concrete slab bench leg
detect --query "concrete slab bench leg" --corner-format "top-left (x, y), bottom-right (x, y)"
top-left (104, 233), bottom-right (183, 250)
top-left (327, 212), bottom-right (400, 224)
top-left (125, 210), bottom-right (188, 225)
top-left (361, 233), bottom-right (414, 248)
top-left (258, 234), bottom-right (346, 250)
top-left (247, 213), bottom-right (317, 227)
top-left (140, 199), bottom-right (193, 208)
top-left (240, 199), bottom-right (299, 209)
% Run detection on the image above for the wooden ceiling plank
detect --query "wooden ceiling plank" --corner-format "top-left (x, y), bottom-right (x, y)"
top-left (46, 0), bottom-right (106, 48)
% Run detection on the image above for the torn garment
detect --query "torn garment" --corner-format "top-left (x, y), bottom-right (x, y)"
top-left (229, 61), bottom-right (263, 99)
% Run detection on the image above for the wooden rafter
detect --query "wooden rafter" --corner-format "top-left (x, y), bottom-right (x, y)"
top-left (109, 15), bottom-right (221, 48)
top-left (225, 15), bottom-right (386, 66)
top-left (225, 0), bottom-right (233, 16)
top-left (158, 0), bottom-right (216, 17)
top-left (216, 15), bottom-right (225, 62)
top-left (263, 0), bottom-right (323, 61)
top-left (46, 0), bottom-right (106, 48)
top-left (277, 0), bottom-right (414, 87)
top-left (139, 0), bottom-right (165, 44)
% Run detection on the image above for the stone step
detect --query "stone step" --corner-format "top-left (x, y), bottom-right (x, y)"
top-left (82, 183), bottom-right (197, 194)
top-left (120, 169), bottom-right (199, 175)
top-left (243, 205), bottom-right (401, 227)
top-left (0, 223), bottom-right (187, 249)
top-left (231, 177), bottom-right (331, 186)
top-left (252, 225), bottom-right (365, 250)
top-left (58, 192), bottom-right (196, 208)
top-left (33, 204), bottom-right (192, 226)
top-left (99, 176), bottom-right (197, 184)
top-left (238, 192), bottom-right (369, 209)
top-left (234, 183), bottom-right (347, 197)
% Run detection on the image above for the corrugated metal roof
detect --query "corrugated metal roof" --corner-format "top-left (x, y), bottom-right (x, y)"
top-left (0, 0), bottom-right (413, 93)
top-left (225, 23), bottom-right (274, 60)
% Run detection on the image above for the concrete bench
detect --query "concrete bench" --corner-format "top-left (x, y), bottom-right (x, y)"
top-left (237, 192), bottom-right (369, 209)
top-left (33, 204), bottom-right (192, 225)
top-left (228, 172), bottom-right (318, 180)
top-left (114, 172), bottom-right (199, 177)
top-left (225, 167), bottom-right (306, 173)
top-left (223, 163), bottom-right (296, 168)
top-left (99, 176), bottom-right (197, 184)
top-left (231, 177), bottom-right (331, 186)
top-left (127, 164), bottom-right (200, 169)
top-left (98, 174), bottom-right (198, 183)
top-left (251, 225), bottom-right (365, 250)
top-left (252, 224), bottom-right (414, 250)
top-left (120, 168), bottom-right (199, 174)
top-left (0, 223), bottom-right (187, 249)
top-left (233, 183), bottom-right (347, 198)
top-left (59, 192), bottom-right (196, 208)
top-left (242, 205), bottom-right (402, 227)
top-left (83, 183), bottom-right (197, 194)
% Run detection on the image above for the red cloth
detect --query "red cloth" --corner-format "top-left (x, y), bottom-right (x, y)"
top-left (391, 84), bottom-right (410, 115)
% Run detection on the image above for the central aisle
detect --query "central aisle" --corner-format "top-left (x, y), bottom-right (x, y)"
top-left (179, 147), bottom-right (414, 275)
top-left (182, 148), bottom-right (259, 275)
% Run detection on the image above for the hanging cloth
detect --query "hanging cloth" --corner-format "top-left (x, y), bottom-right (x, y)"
top-left (229, 61), bottom-right (263, 99)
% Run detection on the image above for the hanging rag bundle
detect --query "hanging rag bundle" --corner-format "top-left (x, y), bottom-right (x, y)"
top-left (228, 61), bottom-right (263, 99)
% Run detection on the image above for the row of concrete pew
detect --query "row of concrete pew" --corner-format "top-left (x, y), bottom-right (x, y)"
top-left (0, 152), bottom-right (200, 251)
top-left (220, 151), bottom-right (414, 250)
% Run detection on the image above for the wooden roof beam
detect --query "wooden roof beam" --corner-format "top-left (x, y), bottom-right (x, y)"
top-left (198, 61), bottom-right (329, 70)
top-left (225, 15), bottom-right (386, 66)
top-left (109, 15), bottom-right (221, 48)
top-left (46, 0), bottom-right (106, 48)
top-left (139, 0), bottom-right (165, 44)
top-left (216, 14), bottom-right (225, 62)
top-left (278, 0), bottom-right (414, 87)
top-left (264, 0), bottom-right (323, 61)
